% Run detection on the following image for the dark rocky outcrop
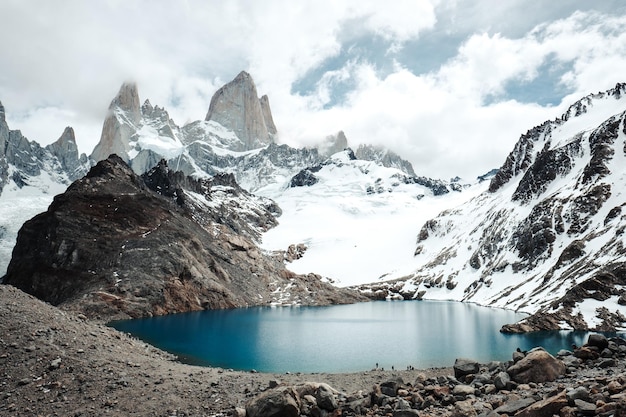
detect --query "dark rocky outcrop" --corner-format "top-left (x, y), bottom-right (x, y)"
top-left (2, 155), bottom-right (365, 320)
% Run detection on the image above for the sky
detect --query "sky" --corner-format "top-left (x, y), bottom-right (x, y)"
top-left (2, 1), bottom-right (626, 180)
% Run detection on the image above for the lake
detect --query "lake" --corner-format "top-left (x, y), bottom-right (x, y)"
top-left (110, 300), bottom-right (596, 373)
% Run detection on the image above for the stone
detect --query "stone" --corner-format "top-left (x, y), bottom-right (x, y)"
top-left (588, 333), bottom-right (609, 350)
top-left (506, 349), bottom-right (566, 384)
top-left (599, 358), bottom-right (616, 368)
top-left (451, 399), bottom-right (477, 417)
top-left (392, 410), bottom-right (420, 417)
top-left (574, 346), bottom-right (599, 360)
top-left (452, 384), bottom-right (476, 397)
top-left (574, 398), bottom-right (597, 415)
top-left (493, 371), bottom-right (510, 391)
top-left (245, 387), bottom-right (300, 417)
top-left (515, 391), bottom-right (568, 417)
top-left (380, 379), bottom-right (402, 397)
top-left (49, 358), bottom-right (61, 370)
top-left (315, 383), bottom-right (337, 411)
top-left (566, 386), bottom-right (590, 402)
top-left (454, 358), bottom-right (480, 379)
top-left (608, 380), bottom-right (623, 394)
top-left (394, 398), bottom-right (412, 411)
top-left (494, 397), bottom-right (536, 414)
top-left (512, 350), bottom-right (525, 362)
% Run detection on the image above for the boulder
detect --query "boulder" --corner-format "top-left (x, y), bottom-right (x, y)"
top-left (515, 390), bottom-right (568, 417)
top-left (453, 358), bottom-right (480, 379)
top-left (588, 333), bottom-right (609, 350)
top-left (493, 371), bottom-right (511, 391)
top-left (246, 387), bottom-right (300, 417)
top-left (506, 349), bottom-right (566, 384)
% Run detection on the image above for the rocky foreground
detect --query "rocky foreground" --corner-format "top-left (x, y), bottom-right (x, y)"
top-left (3, 284), bottom-right (626, 417)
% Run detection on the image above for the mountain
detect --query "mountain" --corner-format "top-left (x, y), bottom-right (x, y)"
top-left (2, 155), bottom-right (365, 319)
top-left (356, 83), bottom-right (626, 332)
top-left (205, 70), bottom-right (276, 150)
top-left (0, 102), bottom-right (90, 275)
top-left (87, 72), bottom-right (441, 196)
top-left (260, 149), bottom-right (486, 287)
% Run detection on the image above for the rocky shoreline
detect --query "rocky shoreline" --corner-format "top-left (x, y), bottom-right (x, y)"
top-left (3, 284), bottom-right (626, 417)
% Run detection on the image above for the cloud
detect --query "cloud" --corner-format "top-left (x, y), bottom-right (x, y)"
top-left (1, 2), bottom-right (626, 180)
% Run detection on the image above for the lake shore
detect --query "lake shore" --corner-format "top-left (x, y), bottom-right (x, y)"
top-left (4, 283), bottom-right (626, 417)
top-left (0, 284), bottom-right (451, 415)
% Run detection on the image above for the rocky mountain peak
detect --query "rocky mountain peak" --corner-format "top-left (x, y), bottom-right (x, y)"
top-left (111, 82), bottom-right (141, 124)
top-left (0, 100), bottom-right (5, 123)
top-left (46, 127), bottom-right (87, 178)
top-left (90, 82), bottom-right (142, 163)
top-left (319, 131), bottom-right (349, 157)
top-left (205, 71), bottom-right (275, 151)
top-left (259, 94), bottom-right (277, 135)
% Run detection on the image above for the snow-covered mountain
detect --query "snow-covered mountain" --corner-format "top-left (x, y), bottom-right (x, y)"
top-left (358, 83), bottom-right (626, 332)
top-left (260, 149), bottom-right (486, 287)
top-left (0, 103), bottom-right (90, 274)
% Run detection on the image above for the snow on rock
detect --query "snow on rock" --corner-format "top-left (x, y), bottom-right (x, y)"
top-left (358, 83), bottom-right (626, 332)
top-left (259, 149), bottom-right (486, 287)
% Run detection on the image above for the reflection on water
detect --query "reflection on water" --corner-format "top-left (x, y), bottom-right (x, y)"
top-left (110, 300), bottom-right (617, 373)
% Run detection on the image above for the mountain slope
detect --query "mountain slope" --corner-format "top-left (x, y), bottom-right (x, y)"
top-left (0, 103), bottom-right (90, 275)
top-left (357, 83), bottom-right (626, 332)
top-left (260, 149), bottom-right (485, 287)
top-left (2, 156), bottom-right (365, 319)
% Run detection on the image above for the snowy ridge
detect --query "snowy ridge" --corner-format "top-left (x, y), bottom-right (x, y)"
top-left (357, 83), bottom-right (626, 331)
top-left (0, 109), bottom-right (90, 275)
top-left (260, 149), bottom-right (486, 287)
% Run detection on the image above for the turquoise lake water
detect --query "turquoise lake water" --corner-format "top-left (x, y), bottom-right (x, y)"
top-left (110, 300), bottom-right (600, 373)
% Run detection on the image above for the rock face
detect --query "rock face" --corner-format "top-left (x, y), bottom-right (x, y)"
top-left (2, 155), bottom-right (365, 320)
top-left (205, 71), bottom-right (275, 151)
top-left (357, 83), bottom-right (626, 331)
top-left (90, 82), bottom-right (141, 162)
top-left (356, 143), bottom-right (417, 176)
top-left (0, 103), bottom-right (91, 275)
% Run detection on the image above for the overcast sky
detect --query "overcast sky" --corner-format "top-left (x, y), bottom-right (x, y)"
top-left (2, 1), bottom-right (626, 180)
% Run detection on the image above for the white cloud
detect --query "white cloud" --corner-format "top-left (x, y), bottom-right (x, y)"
top-left (1, 2), bottom-right (626, 180)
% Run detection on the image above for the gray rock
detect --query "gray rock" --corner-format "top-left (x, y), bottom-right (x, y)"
top-left (454, 358), bottom-right (480, 379)
top-left (494, 398), bottom-right (536, 414)
top-left (452, 384), bottom-right (476, 397)
top-left (246, 387), bottom-right (300, 417)
top-left (493, 371), bottom-right (511, 391)
top-left (392, 410), bottom-right (420, 417)
top-left (566, 386), bottom-right (590, 403)
top-left (315, 384), bottom-right (338, 411)
top-left (574, 399), bottom-right (597, 415)
top-left (515, 391), bottom-right (568, 417)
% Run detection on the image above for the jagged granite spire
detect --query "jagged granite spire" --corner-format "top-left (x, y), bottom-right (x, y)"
top-left (90, 82), bottom-right (141, 162)
top-left (46, 127), bottom-right (89, 180)
top-left (205, 71), bottom-right (275, 151)
top-left (259, 94), bottom-right (277, 135)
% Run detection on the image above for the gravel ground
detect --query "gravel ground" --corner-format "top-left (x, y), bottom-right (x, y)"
top-left (0, 285), bottom-right (451, 416)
